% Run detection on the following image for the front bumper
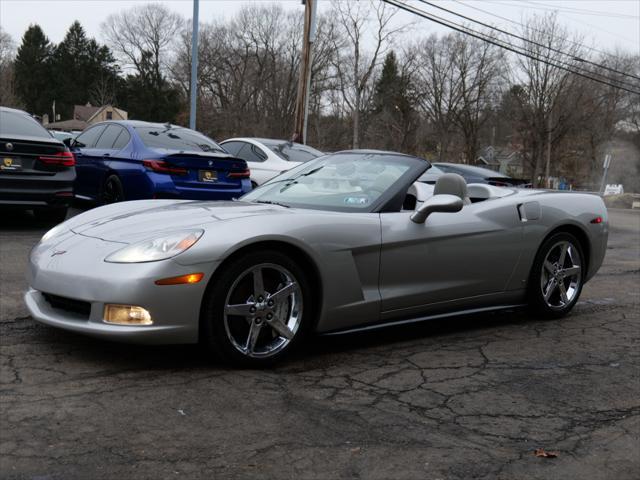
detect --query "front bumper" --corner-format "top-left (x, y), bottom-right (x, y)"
top-left (26, 232), bottom-right (218, 344)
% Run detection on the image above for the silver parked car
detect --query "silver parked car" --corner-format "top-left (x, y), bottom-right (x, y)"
top-left (25, 150), bottom-right (608, 366)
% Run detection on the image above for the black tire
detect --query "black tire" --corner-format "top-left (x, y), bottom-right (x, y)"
top-left (33, 207), bottom-right (68, 225)
top-left (201, 250), bottom-right (313, 367)
top-left (528, 232), bottom-right (585, 318)
top-left (100, 174), bottom-right (125, 205)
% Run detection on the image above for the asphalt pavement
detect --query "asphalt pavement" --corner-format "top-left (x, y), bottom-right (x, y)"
top-left (0, 206), bottom-right (638, 480)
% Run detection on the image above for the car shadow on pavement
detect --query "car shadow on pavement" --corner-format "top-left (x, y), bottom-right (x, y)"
top-left (28, 307), bottom-right (533, 372)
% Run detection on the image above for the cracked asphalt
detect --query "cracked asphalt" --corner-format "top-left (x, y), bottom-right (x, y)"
top-left (1, 207), bottom-right (638, 480)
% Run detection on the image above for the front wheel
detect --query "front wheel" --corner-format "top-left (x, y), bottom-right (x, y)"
top-left (201, 250), bottom-right (312, 367)
top-left (528, 232), bottom-right (585, 318)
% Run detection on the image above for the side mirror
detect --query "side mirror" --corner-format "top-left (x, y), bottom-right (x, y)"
top-left (410, 194), bottom-right (463, 224)
top-left (62, 137), bottom-right (74, 148)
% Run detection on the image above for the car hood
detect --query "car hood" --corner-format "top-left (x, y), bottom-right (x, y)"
top-left (68, 200), bottom-right (294, 244)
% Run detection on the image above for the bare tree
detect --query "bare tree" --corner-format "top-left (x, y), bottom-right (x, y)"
top-left (412, 35), bottom-right (461, 160)
top-left (331, 0), bottom-right (402, 148)
top-left (450, 33), bottom-right (504, 164)
top-left (0, 27), bottom-right (19, 107)
top-left (101, 3), bottom-right (183, 82)
top-left (509, 13), bottom-right (585, 186)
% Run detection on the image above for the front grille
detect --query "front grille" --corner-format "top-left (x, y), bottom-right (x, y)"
top-left (42, 293), bottom-right (91, 318)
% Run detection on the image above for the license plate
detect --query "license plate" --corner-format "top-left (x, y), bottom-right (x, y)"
top-left (1, 157), bottom-right (21, 171)
top-left (199, 170), bottom-right (218, 183)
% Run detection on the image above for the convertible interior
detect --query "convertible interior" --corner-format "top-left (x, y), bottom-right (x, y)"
top-left (402, 174), bottom-right (513, 211)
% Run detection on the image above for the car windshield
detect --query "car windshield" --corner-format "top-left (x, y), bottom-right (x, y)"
top-left (135, 126), bottom-right (226, 153)
top-left (242, 152), bottom-right (425, 212)
top-left (260, 140), bottom-right (323, 163)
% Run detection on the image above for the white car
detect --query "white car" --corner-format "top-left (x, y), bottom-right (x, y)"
top-left (221, 137), bottom-right (323, 186)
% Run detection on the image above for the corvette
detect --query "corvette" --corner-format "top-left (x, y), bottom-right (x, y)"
top-left (25, 150), bottom-right (608, 366)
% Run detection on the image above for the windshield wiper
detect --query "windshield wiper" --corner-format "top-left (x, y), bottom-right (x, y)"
top-left (268, 165), bottom-right (326, 186)
top-left (253, 200), bottom-right (290, 208)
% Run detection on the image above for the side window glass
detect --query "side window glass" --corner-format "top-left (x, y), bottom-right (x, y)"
top-left (74, 125), bottom-right (106, 148)
top-left (252, 145), bottom-right (268, 162)
top-left (95, 125), bottom-right (122, 149)
top-left (221, 141), bottom-right (243, 156)
top-left (112, 127), bottom-right (131, 150)
top-left (234, 143), bottom-right (264, 163)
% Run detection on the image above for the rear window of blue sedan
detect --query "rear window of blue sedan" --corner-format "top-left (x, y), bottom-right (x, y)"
top-left (134, 126), bottom-right (226, 153)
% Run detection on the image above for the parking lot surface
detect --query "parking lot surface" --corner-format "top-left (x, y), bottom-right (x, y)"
top-left (1, 207), bottom-right (638, 480)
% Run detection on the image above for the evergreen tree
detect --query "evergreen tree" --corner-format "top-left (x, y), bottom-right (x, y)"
top-left (14, 24), bottom-right (54, 116)
top-left (51, 21), bottom-right (120, 118)
top-left (121, 50), bottom-right (183, 122)
top-left (371, 51), bottom-right (417, 151)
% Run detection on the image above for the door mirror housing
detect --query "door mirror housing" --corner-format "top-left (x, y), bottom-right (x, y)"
top-left (410, 194), bottom-right (463, 224)
top-left (62, 137), bottom-right (74, 148)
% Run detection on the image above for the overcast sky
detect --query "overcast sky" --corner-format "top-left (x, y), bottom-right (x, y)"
top-left (1, 0), bottom-right (639, 56)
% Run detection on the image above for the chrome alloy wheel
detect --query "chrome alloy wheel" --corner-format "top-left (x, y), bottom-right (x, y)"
top-left (540, 240), bottom-right (582, 310)
top-left (223, 263), bottom-right (303, 358)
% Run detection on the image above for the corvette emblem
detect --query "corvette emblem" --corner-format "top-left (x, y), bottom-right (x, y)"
top-left (3, 158), bottom-right (12, 167)
top-left (50, 250), bottom-right (67, 257)
top-left (5, 142), bottom-right (13, 151)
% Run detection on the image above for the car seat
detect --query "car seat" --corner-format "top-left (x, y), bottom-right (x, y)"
top-left (433, 173), bottom-right (471, 205)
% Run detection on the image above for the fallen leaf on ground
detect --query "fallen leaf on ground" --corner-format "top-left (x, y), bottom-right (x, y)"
top-left (534, 448), bottom-right (558, 458)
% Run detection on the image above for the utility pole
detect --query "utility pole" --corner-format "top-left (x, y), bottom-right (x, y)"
top-left (292, 0), bottom-right (317, 144)
top-left (189, 0), bottom-right (199, 130)
top-left (544, 112), bottom-right (552, 188)
top-left (600, 153), bottom-right (612, 194)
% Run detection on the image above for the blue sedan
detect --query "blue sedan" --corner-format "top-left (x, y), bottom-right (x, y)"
top-left (69, 120), bottom-right (251, 204)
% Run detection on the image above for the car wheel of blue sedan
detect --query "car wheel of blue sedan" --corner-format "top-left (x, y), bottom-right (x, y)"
top-left (100, 175), bottom-right (125, 205)
top-left (201, 250), bottom-right (311, 367)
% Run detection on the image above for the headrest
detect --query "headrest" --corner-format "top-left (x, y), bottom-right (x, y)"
top-left (434, 173), bottom-right (470, 205)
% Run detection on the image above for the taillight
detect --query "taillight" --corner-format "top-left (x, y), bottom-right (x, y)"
top-left (143, 159), bottom-right (187, 175)
top-left (228, 169), bottom-right (251, 179)
top-left (39, 151), bottom-right (75, 167)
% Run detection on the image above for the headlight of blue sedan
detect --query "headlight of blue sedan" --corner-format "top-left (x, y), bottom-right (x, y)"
top-left (105, 229), bottom-right (204, 263)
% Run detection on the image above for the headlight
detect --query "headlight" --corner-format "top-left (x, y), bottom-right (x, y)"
top-left (105, 230), bottom-right (203, 263)
top-left (41, 223), bottom-right (68, 243)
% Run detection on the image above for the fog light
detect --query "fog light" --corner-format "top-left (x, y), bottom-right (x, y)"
top-left (104, 304), bottom-right (153, 325)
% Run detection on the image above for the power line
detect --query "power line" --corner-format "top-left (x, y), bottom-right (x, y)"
top-left (381, 0), bottom-right (640, 96)
top-left (484, 0), bottom-right (639, 45)
top-left (489, 0), bottom-right (639, 19)
top-left (419, 0), bottom-right (640, 84)
top-left (451, 0), bottom-right (612, 57)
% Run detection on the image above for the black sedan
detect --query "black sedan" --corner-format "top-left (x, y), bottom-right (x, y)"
top-left (433, 162), bottom-right (530, 187)
top-left (0, 107), bottom-right (75, 223)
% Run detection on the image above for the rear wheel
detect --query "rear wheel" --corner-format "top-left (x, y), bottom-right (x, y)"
top-left (100, 174), bottom-right (125, 205)
top-left (201, 250), bottom-right (311, 367)
top-left (528, 232), bottom-right (585, 318)
top-left (33, 207), bottom-right (67, 225)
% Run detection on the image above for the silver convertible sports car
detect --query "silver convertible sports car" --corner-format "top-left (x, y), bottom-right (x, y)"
top-left (26, 151), bottom-right (608, 366)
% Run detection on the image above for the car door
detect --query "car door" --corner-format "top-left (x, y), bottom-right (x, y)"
top-left (379, 201), bottom-right (523, 320)
top-left (89, 124), bottom-right (130, 199)
top-left (72, 124), bottom-right (107, 198)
